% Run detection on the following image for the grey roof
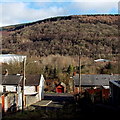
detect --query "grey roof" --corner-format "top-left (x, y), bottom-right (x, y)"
top-left (25, 75), bottom-right (41, 86)
top-left (73, 74), bottom-right (120, 87)
top-left (57, 82), bottom-right (66, 88)
top-left (110, 80), bottom-right (120, 88)
top-left (2, 75), bottom-right (23, 85)
top-left (2, 74), bottom-right (41, 86)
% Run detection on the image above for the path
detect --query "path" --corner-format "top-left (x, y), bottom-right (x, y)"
top-left (27, 93), bottom-right (74, 110)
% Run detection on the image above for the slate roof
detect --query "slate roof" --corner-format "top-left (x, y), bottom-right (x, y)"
top-left (2, 74), bottom-right (41, 86)
top-left (110, 80), bottom-right (120, 88)
top-left (56, 82), bottom-right (66, 88)
top-left (2, 75), bottom-right (23, 85)
top-left (25, 75), bottom-right (41, 86)
top-left (73, 74), bottom-right (120, 87)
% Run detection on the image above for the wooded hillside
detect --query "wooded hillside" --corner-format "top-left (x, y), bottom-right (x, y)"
top-left (1, 15), bottom-right (119, 83)
top-left (1, 15), bottom-right (119, 58)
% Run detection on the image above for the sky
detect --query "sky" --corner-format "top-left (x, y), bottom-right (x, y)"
top-left (0, 0), bottom-right (119, 27)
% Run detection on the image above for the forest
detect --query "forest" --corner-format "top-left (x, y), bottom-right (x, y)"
top-left (1, 14), bottom-right (120, 86)
top-left (1, 15), bottom-right (119, 57)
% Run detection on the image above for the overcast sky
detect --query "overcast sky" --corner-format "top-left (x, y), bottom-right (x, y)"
top-left (0, 0), bottom-right (119, 27)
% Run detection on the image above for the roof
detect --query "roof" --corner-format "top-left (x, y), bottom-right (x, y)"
top-left (56, 82), bottom-right (66, 88)
top-left (2, 75), bottom-right (23, 85)
top-left (0, 54), bottom-right (26, 64)
top-left (73, 74), bottom-right (120, 87)
top-left (2, 74), bottom-right (41, 86)
top-left (110, 80), bottom-right (120, 88)
top-left (25, 75), bottom-right (41, 86)
top-left (60, 82), bottom-right (66, 87)
top-left (94, 59), bottom-right (110, 62)
top-left (56, 85), bottom-right (64, 88)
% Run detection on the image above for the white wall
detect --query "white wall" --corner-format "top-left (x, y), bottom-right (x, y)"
top-left (0, 85), bottom-right (3, 93)
top-left (4, 96), bottom-right (8, 112)
top-left (24, 86), bottom-right (36, 94)
top-left (6, 86), bottom-right (16, 92)
top-left (39, 75), bottom-right (45, 100)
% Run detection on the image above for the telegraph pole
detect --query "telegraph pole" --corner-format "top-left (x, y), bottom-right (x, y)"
top-left (78, 48), bottom-right (82, 94)
top-left (22, 57), bottom-right (26, 112)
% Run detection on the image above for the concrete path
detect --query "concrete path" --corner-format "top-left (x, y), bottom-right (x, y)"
top-left (33, 100), bottom-right (52, 107)
top-left (26, 100), bottom-right (52, 110)
top-left (27, 93), bottom-right (74, 110)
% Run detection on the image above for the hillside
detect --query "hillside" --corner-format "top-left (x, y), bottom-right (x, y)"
top-left (1, 14), bottom-right (119, 58)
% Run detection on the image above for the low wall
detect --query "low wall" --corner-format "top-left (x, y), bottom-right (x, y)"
top-left (25, 94), bottom-right (39, 107)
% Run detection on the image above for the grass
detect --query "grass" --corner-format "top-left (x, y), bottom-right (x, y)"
top-left (2, 110), bottom-right (48, 120)
top-left (2, 102), bottom-right (81, 120)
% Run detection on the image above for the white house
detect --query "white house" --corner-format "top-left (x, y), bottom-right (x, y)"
top-left (1, 74), bottom-right (45, 112)
top-left (2, 75), bottom-right (23, 112)
top-left (24, 74), bottom-right (45, 107)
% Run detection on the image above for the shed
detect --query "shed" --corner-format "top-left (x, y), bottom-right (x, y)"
top-left (56, 82), bottom-right (66, 93)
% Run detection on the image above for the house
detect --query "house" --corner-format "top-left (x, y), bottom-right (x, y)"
top-left (109, 80), bottom-right (120, 105)
top-left (73, 74), bottom-right (119, 94)
top-left (1, 74), bottom-right (45, 112)
top-left (56, 82), bottom-right (66, 93)
top-left (73, 74), bottom-right (119, 103)
top-left (0, 54), bottom-right (27, 112)
top-left (2, 75), bottom-right (23, 92)
top-left (1, 75), bottom-right (23, 112)
top-left (24, 74), bottom-right (45, 107)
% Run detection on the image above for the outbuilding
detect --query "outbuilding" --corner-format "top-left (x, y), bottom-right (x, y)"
top-left (56, 82), bottom-right (66, 93)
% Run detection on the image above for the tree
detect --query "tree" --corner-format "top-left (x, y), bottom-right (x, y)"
top-left (53, 67), bottom-right (59, 78)
top-left (105, 62), bottom-right (112, 69)
top-left (67, 65), bottom-right (74, 75)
